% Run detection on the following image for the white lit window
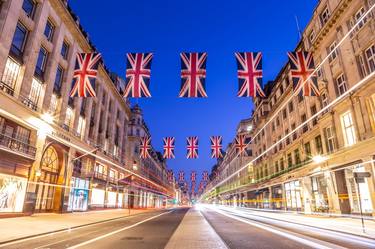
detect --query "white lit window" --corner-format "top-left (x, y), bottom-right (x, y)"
top-left (76, 116), bottom-right (86, 138)
top-left (358, 54), bottom-right (367, 77)
top-left (309, 30), bottom-right (315, 44)
top-left (65, 107), bottom-right (74, 128)
top-left (321, 92), bottom-right (329, 108)
top-left (336, 74), bottom-right (347, 96)
top-left (49, 94), bottom-right (58, 114)
top-left (29, 77), bottom-right (43, 107)
top-left (320, 6), bottom-right (330, 26)
top-left (1, 57), bottom-right (21, 90)
top-left (95, 163), bottom-right (105, 174)
top-left (109, 169), bottom-right (117, 179)
top-left (325, 126), bottom-right (336, 153)
top-left (328, 41), bottom-right (338, 62)
top-left (341, 111), bottom-right (357, 146)
top-left (365, 44), bottom-right (375, 73)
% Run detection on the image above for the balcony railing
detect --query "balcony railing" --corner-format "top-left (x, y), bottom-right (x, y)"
top-left (0, 132), bottom-right (36, 158)
top-left (0, 81), bottom-right (15, 96)
top-left (93, 171), bottom-right (107, 181)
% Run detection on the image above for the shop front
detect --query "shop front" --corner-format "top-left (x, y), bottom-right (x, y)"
top-left (107, 189), bottom-right (117, 208)
top-left (345, 165), bottom-right (373, 214)
top-left (68, 177), bottom-right (89, 212)
top-left (90, 187), bottom-right (105, 208)
top-left (0, 173), bottom-right (28, 213)
top-left (271, 185), bottom-right (283, 209)
top-left (284, 180), bottom-right (303, 211)
top-left (310, 174), bottom-right (329, 213)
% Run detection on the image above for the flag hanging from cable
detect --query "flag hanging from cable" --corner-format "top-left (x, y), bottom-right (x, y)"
top-left (70, 53), bottom-right (101, 97)
top-left (235, 134), bottom-right (247, 154)
top-left (203, 171), bottom-right (209, 182)
top-left (178, 171), bottom-right (185, 182)
top-left (235, 52), bottom-right (265, 98)
top-left (140, 136), bottom-right (151, 159)
top-left (179, 52), bottom-right (208, 97)
top-left (187, 136), bottom-right (199, 159)
top-left (167, 170), bottom-right (174, 182)
top-left (210, 136), bottom-right (223, 158)
top-left (287, 51), bottom-right (319, 96)
top-left (124, 53), bottom-right (153, 98)
top-left (191, 171), bottom-right (197, 182)
top-left (163, 137), bottom-right (175, 159)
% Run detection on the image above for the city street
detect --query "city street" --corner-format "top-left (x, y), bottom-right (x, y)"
top-left (1, 206), bottom-right (375, 249)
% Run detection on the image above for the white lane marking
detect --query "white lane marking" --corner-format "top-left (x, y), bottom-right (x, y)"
top-left (207, 207), bottom-right (345, 249)
top-left (0, 210), bottom-right (160, 248)
top-left (67, 210), bottom-right (173, 249)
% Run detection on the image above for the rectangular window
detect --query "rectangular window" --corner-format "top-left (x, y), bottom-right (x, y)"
top-left (325, 126), bottom-right (336, 153)
top-left (309, 30), bottom-right (315, 44)
top-left (321, 92), bottom-right (329, 108)
top-left (61, 41), bottom-right (69, 59)
top-left (44, 19), bottom-right (54, 41)
top-left (311, 105), bottom-right (318, 126)
top-left (1, 57), bottom-right (20, 93)
top-left (287, 153), bottom-right (293, 167)
top-left (320, 6), bottom-right (330, 26)
top-left (53, 65), bottom-right (63, 94)
top-left (353, 7), bottom-right (368, 31)
top-left (301, 114), bottom-right (308, 133)
top-left (288, 102), bottom-right (294, 112)
top-left (315, 135), bottom-right (323, 154)
top-left (64, 107), bottom-right (74, 131)
top-left (35, 47), bottom-right (48, 78)
top-left (328, 41), bottom-right (338, 63)
top-left (76, 116), bottom-right (86, 139)
top-left (10, 22), bottom-right (28, 58)
top-left (27, 78), bottom-right (42, 110)
top-left (283, 109), bottom-right (287, 119)
top-left (365, 44), bottom-right (375, 73)
top-left (22, 0), bottom-right (36, 19)
top-left (336, 74), bottom-right (348, 96)
top-left (280, 158), bottom-right (285, 171)
top-left (291, 123), bottom-right (297, 140)
top-left (294, 149), bottom-right (301, 165)
top-left (341, 111), bottom-right (357, 146)
top-left (304, 142), bottom-right (311, 159)
top-left (49, 94), bottom-right (58, 114)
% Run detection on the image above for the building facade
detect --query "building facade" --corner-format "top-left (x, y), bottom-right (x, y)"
top-left (205, 0), bottom-right (375, 216)
top-left (0, 0), bottom-right (172, 216)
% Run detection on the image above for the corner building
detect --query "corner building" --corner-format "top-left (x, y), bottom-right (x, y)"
top-left (0, 0), bottom-right (171, 216)
top-left (206, 0), bottom-right (375, 216)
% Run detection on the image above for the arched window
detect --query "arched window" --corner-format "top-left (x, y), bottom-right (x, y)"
top-left (41, 146), bottom-right (59, 173)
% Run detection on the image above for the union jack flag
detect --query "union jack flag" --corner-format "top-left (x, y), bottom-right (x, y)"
top-left (179, 52), bottom-right (208, 98)
top-left (191, 181), bottom-right (196, 195)
top-left (202, 171), bottom-right (209, 181)
top-left (191, 171), bottom-right (197, 182)
top-left (163, 137), bottom-right (175, 159)
top-left (140, 136), bottom-right (151, 159)
top-left (235, 134), bottom-right (247, 154)
top-left (167, 170), bottom-right (174, 182)
top-left (70, 53), bottom-right (101, 97)
top-left (178, 171), bottom-right (185, 182)
top-left (287, 51), bottom-right (320, 96)
top-left (187, 136), bottom-right (199, 159)
top-left (124, 53), bottom-right (153, 98)
top-left (210, 136), bottom-right (223, 158)
top-left (235, 52), bottom-right (265, 98)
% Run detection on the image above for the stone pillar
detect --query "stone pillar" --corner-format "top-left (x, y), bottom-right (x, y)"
top-left (301, 176), bottom-right (313, 214)
top-left (325, 170), bottom-right (342, 214)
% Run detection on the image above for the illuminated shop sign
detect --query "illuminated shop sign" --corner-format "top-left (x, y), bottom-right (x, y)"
top-left (0, 173), bottom-right (27, 213)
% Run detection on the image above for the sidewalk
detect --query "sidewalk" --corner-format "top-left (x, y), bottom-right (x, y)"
top-left (0, 208), bottom-right (153, 243)
top-left (165, 207), bottom-right (228, 249)
top-left (232, 206), bottom-right (375, 238)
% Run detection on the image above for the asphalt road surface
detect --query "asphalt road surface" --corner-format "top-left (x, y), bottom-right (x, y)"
top-left (2, 206), bottom-right (375, 249)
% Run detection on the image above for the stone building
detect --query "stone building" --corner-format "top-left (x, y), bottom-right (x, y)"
top-left (205, 0), bottom-right (375, 216)
top-left (0, 0), bottom-right (171, 216)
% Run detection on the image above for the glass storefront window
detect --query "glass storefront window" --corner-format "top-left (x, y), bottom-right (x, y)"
top-left (345, 165), bottom-right (373, 213)
top-left (68, 177), bottom-right (89, 211)
top-left (91, 188), bottom-right (105, 205)
top-left (107, 191), bottom-right (117, 207)
top-left (0, 173), bottom-right (27, 212)
top-left (311, 175), bottom-right (328, 212)
top-left (284, 180), bottom-right (302, 210)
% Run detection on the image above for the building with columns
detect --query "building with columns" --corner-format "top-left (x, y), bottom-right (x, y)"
top-left (0, 0), bottom-right (172, 216)
top-left (204, 0), bottom-right (375, 216)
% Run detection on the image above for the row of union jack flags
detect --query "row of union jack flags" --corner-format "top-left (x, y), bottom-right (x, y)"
top-left (173, 171), bottom-right (209, 183)
top-left (139, 135), bottom-right (250, 160)
top-left (69, 51), bottom-right (320, 98)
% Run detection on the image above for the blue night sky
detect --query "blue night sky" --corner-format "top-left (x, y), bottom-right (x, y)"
top-left (70, 0), bottom-right (317, 183)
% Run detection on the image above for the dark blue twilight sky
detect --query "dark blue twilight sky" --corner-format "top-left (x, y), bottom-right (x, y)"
top-left (70, 0), bottom-right (317, 183)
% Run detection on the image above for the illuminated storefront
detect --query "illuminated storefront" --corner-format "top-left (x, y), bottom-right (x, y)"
top-left (311, 175), bottom-right (328, 212)
top-left (0, 173), bottom-right (27, 213)
top-left (118, 193), bottom-right (123, 208)
top-left (91, 188), bottom-right (105, 207)
top-left (284, 180), bottom-right (302, 210)
top-left (107, 191), bottom-right (117, 207)
top-left (68, 177), bottom-right (89, 211)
